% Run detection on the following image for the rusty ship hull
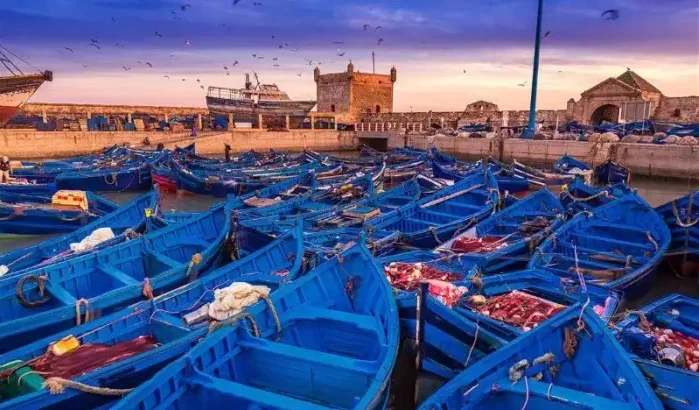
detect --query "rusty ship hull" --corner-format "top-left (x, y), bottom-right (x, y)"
top-left (0, 73), bottom-right (48, 128)
top-left (206, 96), bottom-right (317, 118)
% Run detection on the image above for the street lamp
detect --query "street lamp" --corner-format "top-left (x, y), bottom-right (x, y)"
top-left (521, 0), bottom-right (544, 139)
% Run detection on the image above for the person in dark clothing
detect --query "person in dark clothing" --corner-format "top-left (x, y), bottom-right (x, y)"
top-left (156, 143), bottom-right (165, 151)
top-left (0, 156), bottom-right (10, 183)
top-left (224, 144), bottom-right (232, 162)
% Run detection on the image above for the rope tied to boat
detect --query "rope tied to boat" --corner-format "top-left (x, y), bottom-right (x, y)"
top-left (470, 269), bottom-right (484, 289)
top-left (562, 190), bottom-right (610, 202)
top-left (142, 278), bottom-right (154, 300)
top-left (487, 188), bottom-right (501, 211)
top-left (208, 312), bottom-right (260, 336)
top-left (16, 274), bottom-right (50, 308)
top-left (624, 310), bottom-right (652, 331)
top-left (646, 231), bottom-right (659, 251)
top-left (259, 293), bottom-right (282, 338)
top-left (464, 321), bottom-right (479, 366)
top-left (75, 298), bottom-right (91, 325)
top-left (671, 200), bottom-right (699, 228)
top-left (0, 205), bottom-right (28, 221)
top-left (43, 377), bottom-right (133, 396)
top-left (428, 226), bottom-right (442, 245)
top-left (104, 173), bottom-right (118, 186)
top-left (185, 253), bottom-right (203, 279)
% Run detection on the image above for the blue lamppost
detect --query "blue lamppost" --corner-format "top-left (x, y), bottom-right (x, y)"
top-left (521, 0), bottom-right (544, 139)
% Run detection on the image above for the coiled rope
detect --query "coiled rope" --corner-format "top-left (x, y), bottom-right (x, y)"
top-left (16, 274), bottom-right (50, 308)
top-left (208, 312), bottom-right (260, 336)
top-left (75, 298), bottom-right (91, 325)
top-left (671, 200), bottom-right (699, 228)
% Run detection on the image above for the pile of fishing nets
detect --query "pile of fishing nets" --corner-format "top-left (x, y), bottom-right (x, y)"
top-left (467, 291), bottom-right (565, 331)
top-left (383, 262), bottom-right (467, 307)
top-left (588, 132), bottom-right (602, 142)
top-left (679, 136), bottom-right (698, 145)
top-left (663, 135), bottom-right (682, 144)
top-left (599, 132), bottom-right (620, 143)
top-left (451, 236), bottom-right (507, 254)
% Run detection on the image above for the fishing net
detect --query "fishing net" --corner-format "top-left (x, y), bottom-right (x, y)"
top-left (383, 262), bottom-right (467, 307)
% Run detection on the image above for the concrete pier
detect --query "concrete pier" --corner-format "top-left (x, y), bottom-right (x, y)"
top-left (0, 129), bottom-right (357, 159)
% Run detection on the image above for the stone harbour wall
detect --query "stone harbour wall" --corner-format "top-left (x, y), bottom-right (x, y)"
top-left (401, 134), bottom-right (699, 180)
top-left (0, 129), bottom-right (357, 159)
top-left (359, 109), bottom-right (569, 130)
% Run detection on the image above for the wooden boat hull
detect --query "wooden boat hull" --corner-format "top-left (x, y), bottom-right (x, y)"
top-left (0, 201), bottom-right (231, 354)
top-left (0, 191), bottom-right (118, 235)
top-left (595, 160), bottom-right (631, 184)
top-left (55, 165), bottom-right (153, 192)
top-left (0, 223), bottom-right (305, 409)
top-left (655, 192), bottom-right (699, 276)
top-left (615, 294), bottom-right (699, 410)
top-left (0, 73), bottom-right (49, 128)
top-left (419, 304), bottom-right (663, 410)
top-left (529, 194), bottom-right (671, 301)
top-left (206, 96), bottom-right (317, 118)
top-left (0, 190), bottom-right (158, 276)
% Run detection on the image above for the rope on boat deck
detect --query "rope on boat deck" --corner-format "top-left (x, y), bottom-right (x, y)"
top-left (428, 227), bottom-right (442, 244)
top-left (671, 200), bottom-right (699, 228)
top-left (43, 377), bottom-right (133, 396)
top-left (208, 312), bottom-right (260, 336)
top-left (75, 298), bottom-right (91, 325)
top-left (16, 274), bottom-right (50, 308)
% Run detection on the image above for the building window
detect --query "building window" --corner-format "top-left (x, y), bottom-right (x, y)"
top-left (375, 105), bottom-right (381, 113)
top-left (673, 108), bottom-right (681, 117)
top-left (366, 108), bottom-right (372, 114)
top-left (330, 104), bottom-right (335, 112)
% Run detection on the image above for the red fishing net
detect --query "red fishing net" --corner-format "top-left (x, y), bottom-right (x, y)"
top-left (651, 326), bottom-right (699, 371)
top-left (384, 262), bottom-right (467, 307)
top-left (29, 336), bottom-right (157, 380)
top-left (468, 291), bottom-right (565, 331)
top-left (450, 236), bottom-right (505, 254)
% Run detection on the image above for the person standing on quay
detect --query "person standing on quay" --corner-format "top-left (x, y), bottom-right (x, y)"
top-left (0, 157), bottom-right (11, 183)
top-left (224, 144), bottom-right (232, 162)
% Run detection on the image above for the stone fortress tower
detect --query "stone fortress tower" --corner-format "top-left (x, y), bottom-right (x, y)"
top-left (314, 62), bottom-right (396, 122)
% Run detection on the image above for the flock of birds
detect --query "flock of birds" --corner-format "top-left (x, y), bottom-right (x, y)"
top-left (57, 2), bottom-right (623, 93)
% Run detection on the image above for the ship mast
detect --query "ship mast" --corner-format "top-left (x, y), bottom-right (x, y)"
top-left (0, 47), bottom-right (24, 76)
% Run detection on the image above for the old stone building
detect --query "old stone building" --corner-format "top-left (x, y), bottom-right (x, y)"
top-left (465, 100), bottom-right (499, 113)
top-left (314, 62), bottom-right (396, 122)
top-left (567, 70), bottom-right (699, 125)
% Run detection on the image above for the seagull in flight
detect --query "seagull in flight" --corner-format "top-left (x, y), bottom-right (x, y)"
top-left (181, 4), bottom-right (192, 11)
top-left (82, 64), bottom-right (89, 68)
top-left (233, 0), bottom-right (243, 4)
top-left (164, 75), bottom-right (170, 79)
top-left (252, 1), bottom-right (262, 5)
top-left (272, 57), bottom-right (278, 61)
top-left (232, 60), bottom-right (239, 66)
top-left (224, 66), bottom-right (229, 70)
top-left (601, 9), bottom-right (620, 20)
top-left (200, 85), bottom-right (204, 89)
top-left (297, 72), bottom-right (303, 76)
top-left (463, 70), bottom-right (467, 73)
top-left (517, 81), bottom-right (527, 87)
top-left (377, 38), bottom-right (384, 45)
top-left (375, 26), bottom-right (382, 30)
top-left (363, 24), bottom-right (370, 31)
top-left (91, 39), bottom-right (99, 44)
top-left (274, 64), bottom-right (280, 67)
top-left (155, 31), bottom-right (163, 37)
top-left (89, 43), bottom-right (102, 49)
top-left (543, 30), bottom-right (552, 39)
top-left (114, 43), bottom-right (124, 48)
top-left (63, 47), bottom-right (74, 53)
top-left (122, 65), bottom-right (131, 70)
top-left (196, 78), bottom-right (201, 82)
top-left (337, 51), bottom-right (346, 57)
top-left (146, 62), bottom-right (153, 67)
top-left (185, 40), bottom-right (191, 46)
top-left (111, 17), bottom-right (116, 23)
top-left (182, 78), bottom-right (186, 81)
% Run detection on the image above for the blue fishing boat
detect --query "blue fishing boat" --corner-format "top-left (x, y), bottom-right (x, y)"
top-left (511, 159), bottom-right (577, 187)
top-left (451, 269), bottom-right (618, 341)
top-left (419, 303), bottom-right (664, 410)
top-left (0, 191), bottom-right (118, 236)
top-left (436, 189), bottom-right (565, 273)
top-left (595, 160), bottom-right (631, 184)
top-left (367, 169), bottom-right (499, 248)
top-left (55, 164), bottom-right (154, 192)
top-left (109, 241), bottom-right (398, 410)
top-left (0, 182), bottom-right (56, 196)
top-left (655, 192), bottom-right (699, 276)
top-left (529, 193), bottom-right (671, 300)
top-left (560, 179), bottom-right (631, 214)
top-left (553, 154), bottom-right (589, 173)
top-left (615, 294), bottom-right (699, 410)
top-left (432, 160), bottom-right (530, 194)
top-left (0, 200), bottom-right (231, 354)
top-left (0, 223), bottom-right (305, 409)
top-left (0, 190), bottom-right (158, 276)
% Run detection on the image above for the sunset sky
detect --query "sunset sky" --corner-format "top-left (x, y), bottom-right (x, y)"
top-left (1, 0), bottom-right (697, 111)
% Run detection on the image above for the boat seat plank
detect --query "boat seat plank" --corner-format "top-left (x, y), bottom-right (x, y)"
top-left (570, 232), bottom-right (653, 252)
top-left (187, 372), bottom-right (333, 410)
top-left (97, 264), bottom-right (139, 286)
top-left (550, 254), bottom-right (623, 271)
top-left (497, 378), bottom-right (636, 409)
top-left (588, 222), bottom-right (649, 235)
top-left (44, 282), bottom-right (78, 305)
top-left (238, 335), bottom-right (378, 374)
top-left (282, 306), bottom-right (386, 345)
